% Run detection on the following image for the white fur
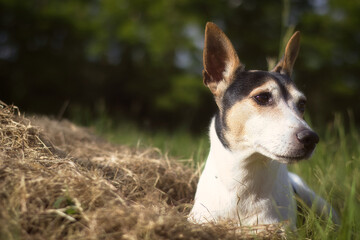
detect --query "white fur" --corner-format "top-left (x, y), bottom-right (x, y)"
top-left (189, 118), bottom-right (297, 227)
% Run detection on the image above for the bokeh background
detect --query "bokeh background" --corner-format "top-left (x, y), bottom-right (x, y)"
top-left (1, 0), bottom-right (359, 133)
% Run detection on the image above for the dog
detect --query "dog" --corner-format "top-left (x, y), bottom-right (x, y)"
top-left (189, 22), bottom-right (339, 229)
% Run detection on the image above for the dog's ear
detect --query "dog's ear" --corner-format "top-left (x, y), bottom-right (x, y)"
top-left (272, 31), bottom-right (300, 76)
top-left (203, 22), bottom-right (243, 97)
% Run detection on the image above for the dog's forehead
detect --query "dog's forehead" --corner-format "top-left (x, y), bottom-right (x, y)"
top-left (222, 70), bottom-right (297, 107)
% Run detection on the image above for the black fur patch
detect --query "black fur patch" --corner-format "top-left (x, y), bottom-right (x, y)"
top-left (222, 70), bottom-right (270, 109)
top-left (214, 69), bottom-right (293, 149)
top-left (269, 72), bottom-right (292, 100)
top-left (215, 111), bottom-right (230, 148)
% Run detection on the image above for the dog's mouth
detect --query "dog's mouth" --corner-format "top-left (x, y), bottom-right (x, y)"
top-left (255, 144), bottom-right (315, 164)
top-left (273, 153), bottom-right (309, 163)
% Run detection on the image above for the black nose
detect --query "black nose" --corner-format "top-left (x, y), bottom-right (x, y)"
top-left (296, 129), bottom-right (319, 146)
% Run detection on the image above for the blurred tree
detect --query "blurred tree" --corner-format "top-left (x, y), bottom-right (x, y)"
top-left (0, 0), bottom-right (359, 131)
top-left (296, 0), bottom-right (360, 124)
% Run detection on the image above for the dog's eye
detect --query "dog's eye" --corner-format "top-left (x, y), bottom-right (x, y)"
top-left (254, 92), bottom-right (272, 105)
top-left (297, 100), bottom-right (306, 113)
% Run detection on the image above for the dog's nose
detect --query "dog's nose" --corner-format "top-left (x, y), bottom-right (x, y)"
top-left (296, 129), bottom-right (319, 146)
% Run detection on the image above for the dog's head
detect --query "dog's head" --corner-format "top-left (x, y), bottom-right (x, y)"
top-left (203, 22), bottom-right (319, 163)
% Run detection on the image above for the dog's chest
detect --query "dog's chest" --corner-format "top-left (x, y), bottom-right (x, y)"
top-left (191, 157), bottom-right (295, 226)
top-left (189, 120), bottom-right (296, 226)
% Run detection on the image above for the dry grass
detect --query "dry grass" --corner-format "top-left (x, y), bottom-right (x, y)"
top-left (0, 101), bottom-right (285, 239)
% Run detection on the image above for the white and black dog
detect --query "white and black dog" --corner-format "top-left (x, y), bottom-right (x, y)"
top-left (189, 22), bottom-right (339, 229)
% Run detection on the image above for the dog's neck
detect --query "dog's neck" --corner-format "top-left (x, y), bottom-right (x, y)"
top-left (190, 117), bottom-right (294, 225)
top-left (208, 117), bottom-right (285, 196)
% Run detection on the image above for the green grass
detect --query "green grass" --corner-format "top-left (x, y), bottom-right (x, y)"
top-left (90, 115), bottom-right (210, 167)
top-left (88, 112), bottom-right (359, 239)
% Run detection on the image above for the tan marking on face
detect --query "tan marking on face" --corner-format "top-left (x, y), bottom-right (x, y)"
top-left (221, 79), bottom-right (291, 150)
top-left (224, 100), bottom-right (252, 148)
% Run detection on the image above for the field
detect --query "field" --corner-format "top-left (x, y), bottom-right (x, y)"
top-left (92, 112), bottom-right (360, 239)
top-left (1, 101), bottom-right (359, 239)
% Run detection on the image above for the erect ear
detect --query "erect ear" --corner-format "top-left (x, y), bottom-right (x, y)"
top-left (272, 31), bottom-right (300, 76)
top-left (203, 22), bottom-right (243, 97)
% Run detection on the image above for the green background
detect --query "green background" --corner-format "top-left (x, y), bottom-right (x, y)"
top-left (1, 0), bottom-right (359, 131)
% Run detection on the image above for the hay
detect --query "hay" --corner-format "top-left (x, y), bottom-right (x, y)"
top-left (0, 101), bottom-right (285, 239)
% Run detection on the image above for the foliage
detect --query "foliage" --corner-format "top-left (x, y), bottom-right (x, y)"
top-left (296, 0), bottom-right (360, 124)
top-left (1, 0), bottom-right (359, 130)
